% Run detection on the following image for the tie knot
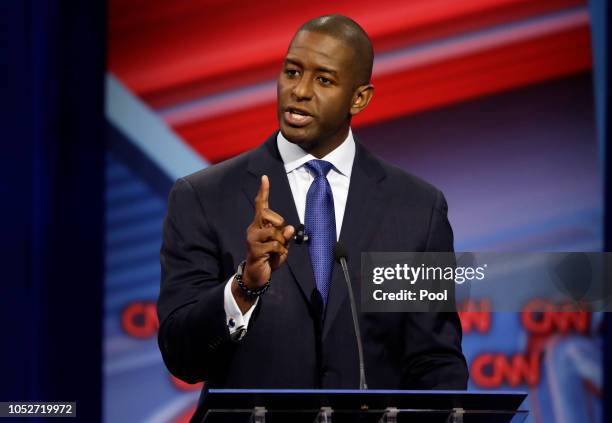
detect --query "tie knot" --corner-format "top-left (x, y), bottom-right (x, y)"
top-left (305, 160), bottom-right (334, 178)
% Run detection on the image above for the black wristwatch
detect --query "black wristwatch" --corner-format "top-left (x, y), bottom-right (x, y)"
top-left (235, 260), bottom-right (271, 297)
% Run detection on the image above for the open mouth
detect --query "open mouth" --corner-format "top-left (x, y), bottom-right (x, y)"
top-left (284, 107), bottom-right (314, 127)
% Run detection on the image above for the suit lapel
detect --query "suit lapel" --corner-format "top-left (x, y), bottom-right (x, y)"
top-left (322, 142), bottom-right (387, 340)
top-left (243, 133), bottom-right (318, 305)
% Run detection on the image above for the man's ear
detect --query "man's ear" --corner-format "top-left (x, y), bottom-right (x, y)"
top-left (350, 84), bottom-right (374, 116)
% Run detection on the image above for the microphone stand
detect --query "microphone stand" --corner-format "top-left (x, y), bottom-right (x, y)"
top-left (335, 243), bottom-right (368, 390)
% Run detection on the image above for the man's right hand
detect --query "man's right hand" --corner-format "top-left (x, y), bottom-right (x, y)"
top-left (232, 175), bottom-right (294, 312)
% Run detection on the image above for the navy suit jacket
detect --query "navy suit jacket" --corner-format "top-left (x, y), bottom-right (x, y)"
top-left (158, 132), bottom-right (468, 419)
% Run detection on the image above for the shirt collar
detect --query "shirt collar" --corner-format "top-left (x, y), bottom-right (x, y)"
top-left (276, 129), bottom-right (355, 177)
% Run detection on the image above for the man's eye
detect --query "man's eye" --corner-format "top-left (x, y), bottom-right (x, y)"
top-left (317, 76), bottom-right (332, 85)
top-left (285, 69), bottom-right (299, 77)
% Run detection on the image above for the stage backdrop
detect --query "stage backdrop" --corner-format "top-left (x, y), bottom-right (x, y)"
top-left (104, 1), bottom-right (602, 422)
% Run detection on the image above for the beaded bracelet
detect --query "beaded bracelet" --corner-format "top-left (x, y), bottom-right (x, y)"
top-left (235, 260), bottom-right (271, 297)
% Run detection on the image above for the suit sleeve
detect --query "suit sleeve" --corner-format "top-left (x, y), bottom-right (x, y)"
top-left (157, 177), bottom-right (234, 384)
top-left (401, 190), bottom-right (469, 389)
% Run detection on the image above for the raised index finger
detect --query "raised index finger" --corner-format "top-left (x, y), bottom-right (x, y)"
top-left (254, 175), bottom-right (270, 215)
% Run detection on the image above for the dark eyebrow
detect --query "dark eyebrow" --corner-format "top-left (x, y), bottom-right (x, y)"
top-left (284, 58), bottom-right (303, 67)
top-left (284, 58), bottom-right (338, 76)
top-left (315, 66), bottom-right (338, 76)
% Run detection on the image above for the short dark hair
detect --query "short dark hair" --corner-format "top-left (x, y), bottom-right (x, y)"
top-left (296, 14), bottom-right (374, 85)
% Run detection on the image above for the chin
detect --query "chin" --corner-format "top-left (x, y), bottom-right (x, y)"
top-left (280, 125), bottom-right (317, 148)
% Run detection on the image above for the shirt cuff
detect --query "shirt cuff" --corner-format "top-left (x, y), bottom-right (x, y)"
top-left (223, 274), bottom-right (259, 338)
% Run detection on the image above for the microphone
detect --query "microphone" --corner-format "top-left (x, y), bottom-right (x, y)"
top-left (293, 223), bottom-right (309, 244)
top-left (334, 242), bottom-right (368, 390)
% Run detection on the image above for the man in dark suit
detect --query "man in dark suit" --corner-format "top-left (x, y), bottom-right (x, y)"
top-left (158, 14), bottom-right (468, 420)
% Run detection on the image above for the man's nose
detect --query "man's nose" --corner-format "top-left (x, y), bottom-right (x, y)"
top-left (291, 74), bottom-right (313, 100)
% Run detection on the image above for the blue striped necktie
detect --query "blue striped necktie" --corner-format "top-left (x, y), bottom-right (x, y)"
top-left (304, 159), bottom-right (336, 306)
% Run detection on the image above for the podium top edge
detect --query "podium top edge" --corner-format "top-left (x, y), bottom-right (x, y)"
top-left (208, 389), bottom-right (527, 397)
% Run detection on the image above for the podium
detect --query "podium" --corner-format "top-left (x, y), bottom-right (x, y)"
top-left (199, 389), bottom-right (528, 422)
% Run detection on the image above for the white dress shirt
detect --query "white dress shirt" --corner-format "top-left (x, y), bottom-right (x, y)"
top-left (223, 129), bottom-right (356, 336)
